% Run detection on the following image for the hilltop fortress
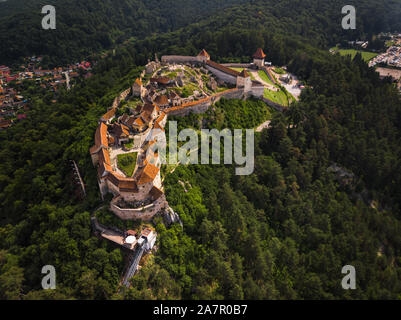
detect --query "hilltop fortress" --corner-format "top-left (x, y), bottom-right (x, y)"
top-left (90, 48), bottom-right (277, 223)
top-left (89, 48), bottom-right (284, 284)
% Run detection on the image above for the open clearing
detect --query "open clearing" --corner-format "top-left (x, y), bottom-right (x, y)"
top-left (330, 47), bottom-right (378, 62)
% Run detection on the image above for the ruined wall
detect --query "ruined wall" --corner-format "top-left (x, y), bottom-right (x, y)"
top-left (111, 88), bottom-right (132, 109)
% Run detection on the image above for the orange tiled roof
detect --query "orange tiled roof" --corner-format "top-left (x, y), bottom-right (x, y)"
top-left (153, 121), bottom-right (165, 132)
top-left (156, 112), bottom-right (166, 124)
top-left (133, 117), bottom-right (144, 127)
top-left (95, 123), bottom-right (108, 148)
top-left (107, 172), bottom-right (122, 187)
top-left (102, 108), bottom-right (116, 121)
top-left (134, 78), bottom-right (142, 86)
top-left (198, 49), bottom-right (210, 58)
top-left (253, 48), bottom-right (266, 59)
top-left (138, 162), bottom-right (159, 185)
top-left (121, 124), bottom-right (129, 136)
top-left (119, 180), bottom-right (138, 192)
top-left (98, 161), bottom-right (113, 177)
top-left (99, 147), bottom-right (111, 165)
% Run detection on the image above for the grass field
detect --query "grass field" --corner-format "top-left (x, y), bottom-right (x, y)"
top-left (330, 47), bottom-right (378, 62)
top-left (258, 70), bottom-right (274, 85)
top-left (117, 152), bottom-right (137, 177)
top-left (264, 88), bottom-right (288, 106)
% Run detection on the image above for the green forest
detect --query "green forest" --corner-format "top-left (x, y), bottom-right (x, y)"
top-left (1, 0), bottom-right (401, 299)
top-left (1, 0), bottom-right (401, 66)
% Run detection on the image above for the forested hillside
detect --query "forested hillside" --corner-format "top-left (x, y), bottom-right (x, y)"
top-left (1, 0), bottom-right (401, 299)
top-left (0, 0), bottom-right (247, 66)
top-left (1, 0), bottom-right (401, 66)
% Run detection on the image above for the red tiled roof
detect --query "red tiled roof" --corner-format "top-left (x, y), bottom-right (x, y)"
top-left (253, 48), bottom-right (266, 59)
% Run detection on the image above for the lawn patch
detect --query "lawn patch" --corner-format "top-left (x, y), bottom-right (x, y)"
top-left (264, 88), bottom-right (289, 106)
top-left (258, 70), bottom-right (274, 85)
top-left (117, 152), bottom-right (138, 177)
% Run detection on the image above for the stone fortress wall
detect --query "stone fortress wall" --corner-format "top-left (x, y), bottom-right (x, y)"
top-left (91, 83), bottom-right (171, 222)
top-left (92, 48), bottom-right (286, 223)
top-left (159, 48), bottom-right (285, 116)
top-left (166, 88), bottom-right (244, 116)
top-left (110, 194), bottom-right (167, 221)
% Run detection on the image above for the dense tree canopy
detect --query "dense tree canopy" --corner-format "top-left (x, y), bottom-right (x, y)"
top-left (0, 0), bottom-right (401, 300)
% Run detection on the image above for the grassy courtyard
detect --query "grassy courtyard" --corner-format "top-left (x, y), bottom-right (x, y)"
top-left (117, 152), bottom-right (138, 177)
